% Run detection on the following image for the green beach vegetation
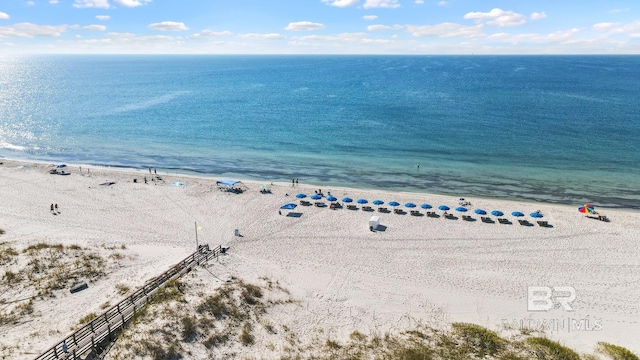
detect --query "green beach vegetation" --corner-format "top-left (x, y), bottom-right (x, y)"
top-left (0, 241), bottom-right (127, 327)
top-left (105, 273), bottom-right (637, 360)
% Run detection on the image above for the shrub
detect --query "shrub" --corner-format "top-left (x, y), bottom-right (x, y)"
top-left (240, 322), bottom-right (254, 346)
top-left (181, 315), bottom-right (197, 342)
top-left (525, 337), bottom-right (580, 360)
top-left (597, 342), bottom-right (639, 360)
top-left (451, 322), bottom-right (506, 357)
top-left (78, 312), bottom-right (97, 325)
top-left (115, 284), bottom-right (130, 296)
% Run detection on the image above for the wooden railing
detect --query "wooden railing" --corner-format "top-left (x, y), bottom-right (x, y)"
top-left (34, 244), bottom-right (223, 360)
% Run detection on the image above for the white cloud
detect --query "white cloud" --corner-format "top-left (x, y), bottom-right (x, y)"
top-left (592, 20), bottom-right (640, 38)
top-left (96, 15), bottom-right (111, 21)
top-left (114, 0), bottom-right (151, 8)
top-left (73, 0), bottom-right (110, 9)
top-left (438, 1), bottom-right (447, 5)
top-left (322, 0), bottom-right (359, 7)
top-left (363, 0), bottom-right (400, 9)
top-left (415, 0), bottom-right (424, 4)
top-left (0, 12), bottom-right (9, 20)
top-left (531, 12), bottom-right (547, 21)
top-left (363, 15), bottom-right (378, 21)
top-left (609, 8), bottom-right (629, 14)
top-left (464, 8), bottom-right (527, 27)
top-left (50, 0), bottom-right (59, 4)
top-left (593, 22), bottom-right (619, 32)
top-left (27, 1), bottom-right (36, 6)
top-left (83, 24), bottom-right (106, 31)
top-left (367, 24), bottom-right (402, 31)
top-left (236, 33), bottom-right (284, 40)
top-left (0, 23), bottom-right (67, 38)
top-left (407, 22), bottom-right (484, 38)
top-left (292, 32), bottom-right (367, 43)
top-left (148, 21), bottom-right (188, 31)
top-left (285, 21), bottom-right (325, 32)
top-left (188, 30), bottom-right (233, 39)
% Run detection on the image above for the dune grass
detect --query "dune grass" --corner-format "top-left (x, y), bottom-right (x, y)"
top-left (0, 242), bottom-right (125, 327)
top-left (103, 273), bottom-right (639, 360)
top-left (597, 342), bottom-right (640, 360)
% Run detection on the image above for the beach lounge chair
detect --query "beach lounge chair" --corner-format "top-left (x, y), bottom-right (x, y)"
top-left (498, 218), bottom-right (511, 224)
top-left (363, 206), bottom-right (373, 212)
top-left (518, 219), bottom-right (531, 226)
top-left (481, 216), bottom-right (494, 223)
top-left (347, 204), bottom-right (357, 210)
top-left (537, 220), bottom-right (548, 227)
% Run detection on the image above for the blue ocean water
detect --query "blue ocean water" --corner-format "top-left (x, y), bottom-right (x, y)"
top-left (1, 55), bottom-right (639, 208)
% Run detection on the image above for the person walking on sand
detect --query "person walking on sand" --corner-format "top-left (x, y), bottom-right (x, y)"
top-left (154, 168), bottom-right (157, 174)
top-left (50, 204), bottom-right (54, 213)
top-left (55, 204), bottom-right (58, 213)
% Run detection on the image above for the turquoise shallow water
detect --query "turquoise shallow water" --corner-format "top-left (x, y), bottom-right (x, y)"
top-left (1, 55), bottom-right (639, 208)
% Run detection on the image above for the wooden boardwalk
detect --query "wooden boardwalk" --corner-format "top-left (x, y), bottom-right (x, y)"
top-left (34, 244), bottom-right (222, 360)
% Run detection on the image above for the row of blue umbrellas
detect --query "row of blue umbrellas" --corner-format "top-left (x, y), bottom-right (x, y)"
top-left (293, 193), bottom-right (543, 218)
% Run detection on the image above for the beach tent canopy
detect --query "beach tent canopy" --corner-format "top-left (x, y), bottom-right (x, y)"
top-left (217, 180), bottom-right (241, 187)
top-left (216, 179), bottom-right (246, 193)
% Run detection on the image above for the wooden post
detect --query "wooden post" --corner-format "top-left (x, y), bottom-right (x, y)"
top-left (195, 221), bottom-right (198, 251)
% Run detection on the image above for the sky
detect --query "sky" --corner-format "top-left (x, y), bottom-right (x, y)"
top-left (0, 0), bottom-right (639, 55)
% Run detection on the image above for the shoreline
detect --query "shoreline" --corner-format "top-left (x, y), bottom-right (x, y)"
top-left (3, 156), bottom-right (638, 213)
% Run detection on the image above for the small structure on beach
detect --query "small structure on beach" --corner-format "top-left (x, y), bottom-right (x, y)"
top-left (216, 180), bottom-right (246, 193)
top-left (369, 216), bottom-right (380, 231)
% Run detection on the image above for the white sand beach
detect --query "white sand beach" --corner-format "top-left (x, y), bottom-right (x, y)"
top-left (1, 159), bottom-right (639, 358)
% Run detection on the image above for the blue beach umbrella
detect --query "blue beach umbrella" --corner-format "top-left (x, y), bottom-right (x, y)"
top-left (438, 205), bottom-right (450, 211)
top-left (512, 211), bottom-right (525, 217)
top-left (389, 201), bottom-right (400, 207)
top-left (530, 212), bottom-right (544, 218)
top-left (280, 203), bottom-right (297, 210)
top-left (474, 209), bottom-right (487, 215)
top-left (405, 202), bottom-right (416, 208)
top-left (342, 197), bottom-right (353, 203)
top-left (372, 200), bottom-right (384, 206)
top-left (455, 206), bottom-right (468, 212)
top-left (296, 193), bottom-right (307, 199)
top-left (327, 196), bottom-right (337, 202)
top-left (357, 198), bottom-right (368, 204)
top-left (421, 204), bottom-right (432, 209)
top-left (310, 194), bottom-right (322, 200)
top-left (491, 210), bottom-right (504, 217)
